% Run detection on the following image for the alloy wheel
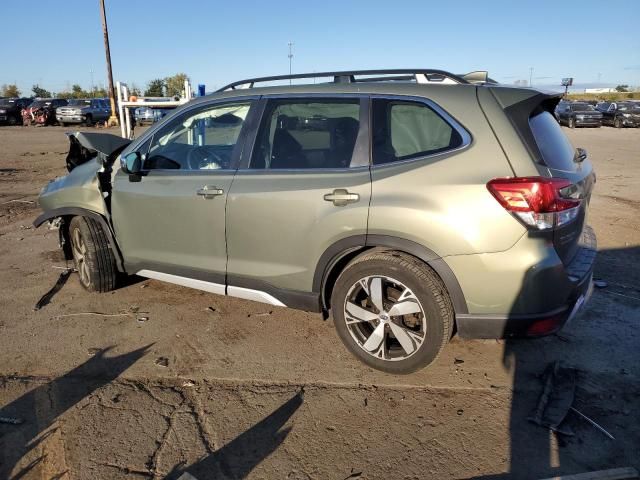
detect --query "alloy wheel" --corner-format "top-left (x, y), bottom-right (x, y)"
top-left (343, 275), bottom-right (426, 361)
top-left (71, 228), bottom-right (90, 286)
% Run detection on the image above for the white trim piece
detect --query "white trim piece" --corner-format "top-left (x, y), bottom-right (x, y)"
top-left (227, 286), bottom-right (286, 307)
top-left (136, 270), bottom-right (225, 295)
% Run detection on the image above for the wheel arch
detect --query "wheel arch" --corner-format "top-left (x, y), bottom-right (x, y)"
top-left (314, 235), bottom-right (468, 315)
top-left (33, 207), bottom-right (125, 272)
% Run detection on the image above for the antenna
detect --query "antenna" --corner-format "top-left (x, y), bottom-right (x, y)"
top-left (288, 41), bottom-right (294, 85)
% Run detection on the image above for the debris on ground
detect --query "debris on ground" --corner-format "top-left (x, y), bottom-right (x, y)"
top-left (570, 406), bottom-right (615, 440)
top-left (593, 279), bottom-right (608, 288)
top-left (530, 362), bottom-right (615, 440)
top-left (137, 316), bottom-right (149, 323)
top-left (155, 357), bottom-right (169, 368)
top-left (529, 362), bottom-right (577, 435)
top-left (0, 416), bottom-right (24, 425)
top-left (33, 268), bottom-right (73, 310)
top-left (454, 358), bottom-right (465, 364)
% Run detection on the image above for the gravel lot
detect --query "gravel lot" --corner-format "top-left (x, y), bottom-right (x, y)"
top-left (0, 125), bottom-right (638, 479)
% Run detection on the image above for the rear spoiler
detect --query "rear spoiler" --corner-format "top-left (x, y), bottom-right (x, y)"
top-left (489, 87), bottom-right (565, 165)
top-left (66, 132), bottom-right (131, 172)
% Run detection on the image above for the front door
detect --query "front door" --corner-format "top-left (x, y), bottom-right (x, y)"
top-left (225, 96), bottom-right (371, 306)
top-left (112, 99), bottom-right (256, 287)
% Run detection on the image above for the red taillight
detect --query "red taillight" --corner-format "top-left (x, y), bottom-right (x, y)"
top-left (487, 177), bottom-right (581, 230)
top-left (526, 313), bottom-right (566, 336)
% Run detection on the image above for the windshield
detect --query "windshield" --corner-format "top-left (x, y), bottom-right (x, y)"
top-left (67, 99), bottom-right (91, 106)
top-left (571, 103), bottom-right (594, 111)
top-left (0, 99), bottom-right (18, 106)
top-left (617, 103), bottom-right (640, 111)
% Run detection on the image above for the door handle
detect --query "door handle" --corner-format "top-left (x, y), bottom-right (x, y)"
top-left (323, 189), bottom-right (359, 207)
top-left (196, 185), bottom-right (224, 198)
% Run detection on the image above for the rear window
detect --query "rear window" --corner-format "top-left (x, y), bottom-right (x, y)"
top-left (529, 111), bottom-right (576, 171)
top-left (372, 99), bottom-right (462, 165)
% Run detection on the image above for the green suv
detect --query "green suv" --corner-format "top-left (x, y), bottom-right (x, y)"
top-left (35, 69), bottom-right (596, 373)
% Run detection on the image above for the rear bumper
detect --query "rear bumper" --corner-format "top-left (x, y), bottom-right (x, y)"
top-left (454, 225), bottom-right (597, 339)
top-left (456, 272), bottom-right (593, 338)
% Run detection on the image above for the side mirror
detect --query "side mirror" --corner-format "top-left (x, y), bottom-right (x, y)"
top-left (121, 151), bottom-right (142, 174)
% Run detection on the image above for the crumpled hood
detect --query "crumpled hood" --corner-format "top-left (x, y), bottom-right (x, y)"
top-left (66, 132), bottom-right (131, 172)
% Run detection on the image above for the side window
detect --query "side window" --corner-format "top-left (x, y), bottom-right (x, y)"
top-left (250, 99), bottom-right (360, 169)
top-left (371, 99), bottom-right (462, 165)
top-left (145, 102), bottom-right (251, 171)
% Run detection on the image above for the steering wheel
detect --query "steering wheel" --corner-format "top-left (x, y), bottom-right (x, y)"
top-left (186, 146), bottom-right (225, 170)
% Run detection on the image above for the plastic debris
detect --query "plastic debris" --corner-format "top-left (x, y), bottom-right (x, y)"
top-left (155, 357), bottom-right (169, 367)
top-left (593, 279), bottom-right (608, 288)
top-left (0, 417), bottom-right (24, 425)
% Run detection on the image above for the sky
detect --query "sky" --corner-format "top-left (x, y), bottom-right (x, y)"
top-left (1, 0), bottom-right (639, 96)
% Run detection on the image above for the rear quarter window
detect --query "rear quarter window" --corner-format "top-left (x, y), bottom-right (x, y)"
top-left (529, 110), bottom-right (576, 171)
top-left (372, 99), bottom-right (463, 165)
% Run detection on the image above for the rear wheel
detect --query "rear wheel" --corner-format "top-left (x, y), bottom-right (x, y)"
top-left (69, 216), bottom-right (117, 292)
top-left (568, 117), bottom-right (576, 129)
top-left (331, 250), bottom-right (454, 374)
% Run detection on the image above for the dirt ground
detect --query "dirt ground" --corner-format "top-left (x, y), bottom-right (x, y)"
top-left (0, 125), bottom-right (638, 480)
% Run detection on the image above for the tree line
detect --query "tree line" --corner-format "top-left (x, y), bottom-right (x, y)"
top-left (1, 73), bottom-right (190, 99)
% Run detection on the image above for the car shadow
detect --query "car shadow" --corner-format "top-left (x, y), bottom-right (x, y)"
top-left (165, 390), bottom-right (304, 480)
top-left (0, 345), bottom-right (151, 479)
top-left (470, 245), bottom-right (640, 479)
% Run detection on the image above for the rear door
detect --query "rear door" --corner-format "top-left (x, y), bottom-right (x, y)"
top-left (225, 95), bottom-right (371, 305)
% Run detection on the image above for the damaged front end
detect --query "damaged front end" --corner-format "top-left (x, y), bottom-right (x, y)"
top-left (34, 132), bottom-right (131, 266)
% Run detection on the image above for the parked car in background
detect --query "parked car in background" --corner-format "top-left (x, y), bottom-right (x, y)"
top-left (553, 100), bottom-right (570, 122)
top-left (22, 98), bottom-right (68, 126)
top-left (134, 106), bottom-right (170, 125)
top-left (34, 68), bottom-right (597, 374)
top-left (596, 101), bottom-right (640, 128)
top-left (555, 102), bottom-right (602, 128)
top-left (0, 98), bottom-right (33, 125)
top-left (57, 98), bottom-right (111, 126)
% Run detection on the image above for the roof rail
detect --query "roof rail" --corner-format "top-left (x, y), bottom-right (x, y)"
top-left (216, 69), bottom-right (477, 92)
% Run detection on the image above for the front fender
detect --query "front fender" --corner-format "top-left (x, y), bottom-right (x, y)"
top-left (33, 207), bottom-right (125, 272)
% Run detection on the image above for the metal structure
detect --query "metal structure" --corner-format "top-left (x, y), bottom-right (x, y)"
top-left (99, 0), bottom-right (118, 126)
top-left (115, 80), bottom-right (192, 139)
top-left (288, 41), bottom-right (294, 84)
top-left (217, 69), bottom-right (492, 92)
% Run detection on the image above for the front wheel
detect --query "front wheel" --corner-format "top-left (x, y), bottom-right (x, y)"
top-left (568, 117), bottom-right (576, 129)
top-left (614, 117), bottom-right (623, 128)
top-left (69, 216), bottom-right (118, 292)
top-left (84, 114), bottom-right (93, 127)
top-left (331, 250), bottom-right (454, 374)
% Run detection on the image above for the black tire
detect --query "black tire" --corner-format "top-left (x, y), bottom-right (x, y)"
top-left (331, 250), bottom-right (454, 374)
top-left (8, 115), bottom-right (19, 126)
top-left (614, 117), bottom-right (623, 129)
top-left (84, 114), bottom-right (93, 127)
top-left (568, 117), bottom-right (576, 129)
top-left (69, 216), bottom-right (117, 292)
top-left (59, 122), bottom-right (67, 127)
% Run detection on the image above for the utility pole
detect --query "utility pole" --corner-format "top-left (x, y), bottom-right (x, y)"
top-left (90, 69), bottom-right (94, 97)
top-left (529, 67), bottom-right (534, 87)
top-left (288, 41), bottom-right (294, 84)
top-left (99, 0), bottom-right (118, 126)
